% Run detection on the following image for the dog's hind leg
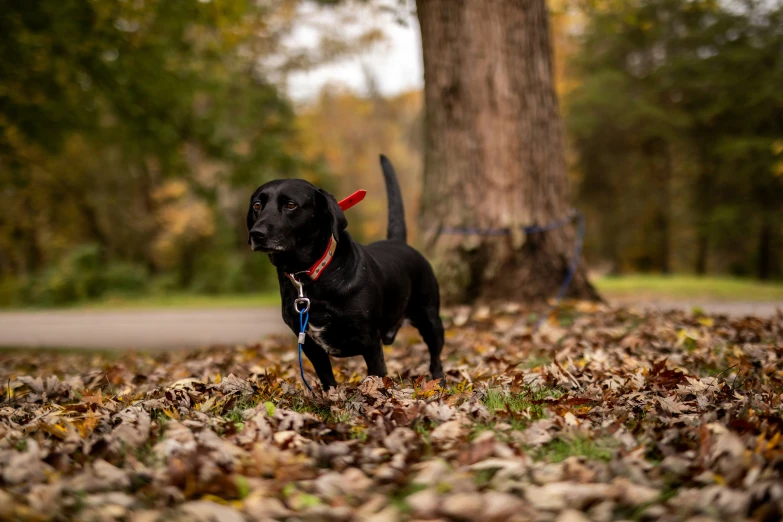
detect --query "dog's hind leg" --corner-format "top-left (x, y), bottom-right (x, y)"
top-left (410, 307), bottom-right (445, 380)
top-left (362, 344), bottom-right (388, 377)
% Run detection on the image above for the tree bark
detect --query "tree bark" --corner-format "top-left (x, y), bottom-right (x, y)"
top-left (694, 146), bottom-right (713, 275)
top-left (416, 0), bottom-right (599, 303)
top-left (756, 216), bottom-right (772, 280)
top-left (643, 138), bottom-right (671, 274)
top-left (694, 232), bottom-right (708, 275)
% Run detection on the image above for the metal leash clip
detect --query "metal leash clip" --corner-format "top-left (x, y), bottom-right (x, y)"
top-left (286, 274), bottom-right (310, 314)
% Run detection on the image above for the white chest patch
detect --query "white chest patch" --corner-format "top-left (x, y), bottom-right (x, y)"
top-left (307, 324), bottom-right (340, 355)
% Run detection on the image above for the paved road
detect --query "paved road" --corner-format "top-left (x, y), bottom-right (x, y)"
top-left (612, 299), bottom-right (782, 318)
top-left (0, 300), bottom-right (779, 350)
top-left (0, 308), bottom-right (289, 350)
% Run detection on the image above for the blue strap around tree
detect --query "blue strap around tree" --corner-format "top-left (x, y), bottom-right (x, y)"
top-left (439, 211), bottom-right (586, 330)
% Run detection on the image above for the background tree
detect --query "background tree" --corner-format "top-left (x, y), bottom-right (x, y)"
top-left (416, 0), bottom-right (599, 303)
top-left (296, 85), bottom-right (424, 244)
top-left (0, 0), bottom-right (383, 305)
top-left (566, 0), bottom-right (783, 279)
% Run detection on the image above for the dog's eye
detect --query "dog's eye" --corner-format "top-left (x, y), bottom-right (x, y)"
top-left (285, 201), bottom-right (297, 210)
top-left (252, 202), bottom-right (261, 211)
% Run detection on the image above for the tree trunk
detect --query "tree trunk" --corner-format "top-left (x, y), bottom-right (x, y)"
top-left (756, 216), bottom-right (772, 280)
top-left (643, 138), bottom-right (671, 274)
top-left (138, 160), bottom-right (161, 274)
top-left (695, 232), bottom-right (708, 275)
top-left (694, 147), bottom-right (713, 275)
top-left (416, 0), bottom-right (599, 303)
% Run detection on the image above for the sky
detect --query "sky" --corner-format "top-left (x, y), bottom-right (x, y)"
top-left (285, 3), bottom-right (424, 102)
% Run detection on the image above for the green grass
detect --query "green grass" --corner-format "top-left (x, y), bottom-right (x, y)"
top-left (473, 387), bottom-right (564, 436)
top-left (483, 387), bottom-right (563, 417)
top-left (534, 436), bottom-right (616, 463)
top-left (595, 274), bottom-right (783, 301)
top-left (0, 291), bottom-right (280, 311)
top-left (389, 483), bottom-right (428, 514)
top-left (4, 275), bottom-right (780, 311)
top-left (82, 290), bottom-right (280, 309)
top-left (286, 396), bottom-right (356, 425)
top-left (475, 388), bottom-right (617, 465)
top-left (522, 355), bottom-right (553, 369)
top-left (70, 291), bottom-right (280, 310)
top-left (85, 276), bottom-right (783, 307)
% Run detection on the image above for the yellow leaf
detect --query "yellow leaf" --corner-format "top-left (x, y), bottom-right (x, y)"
top-left (77, 411), bottom-right (99, 438)
top-left (756, 432), bottom-right (767, 453)
top-left (767, 432), bottom-right (781, 451)
top-left (215, 372), bottom-right (222, 384)
top-left (200, 494), bottom-right (230, 505)
top-left (39, 422), bottom-right (69, 440)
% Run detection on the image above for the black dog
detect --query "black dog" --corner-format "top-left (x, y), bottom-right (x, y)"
top-left (247, 155), bottom-right (444, 390)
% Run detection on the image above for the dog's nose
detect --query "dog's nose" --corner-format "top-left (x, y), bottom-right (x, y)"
top-left (250, 226), bottom-right (268, 241)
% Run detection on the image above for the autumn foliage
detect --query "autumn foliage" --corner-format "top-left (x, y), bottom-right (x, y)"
top-left (2, 305), bottom-right (782, 520)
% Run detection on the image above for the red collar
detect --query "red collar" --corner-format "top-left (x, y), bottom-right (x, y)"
top-left (284, 190), bottom-right (365, 283)
top-left (286, 234), bottom-right (337, 282)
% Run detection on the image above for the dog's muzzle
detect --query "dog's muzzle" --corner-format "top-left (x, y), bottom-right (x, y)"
top-left (250, 226), bottom-right (273, 252)
top-left (249, 229), bottom-right (286, 253)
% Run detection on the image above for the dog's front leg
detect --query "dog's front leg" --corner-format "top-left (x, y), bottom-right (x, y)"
top-left (301, 338), bottom-right (338, 390)
top-left (362, 344), bottom-right (388, 377)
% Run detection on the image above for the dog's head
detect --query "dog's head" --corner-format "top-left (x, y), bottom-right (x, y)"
top-left (246, 179), bottom-right (347, 261)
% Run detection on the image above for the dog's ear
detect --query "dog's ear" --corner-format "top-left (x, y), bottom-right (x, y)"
top-left (317, 189), bottom-right (347, 238)
top-left (246, 202), bottom-right (255, 245)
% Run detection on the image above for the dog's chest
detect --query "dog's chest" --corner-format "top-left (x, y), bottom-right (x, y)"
top-left (307, 323), bottom-right (341, 355)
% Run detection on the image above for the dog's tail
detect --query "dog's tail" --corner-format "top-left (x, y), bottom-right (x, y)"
top-left (380, 154), bottom-right (407, 242)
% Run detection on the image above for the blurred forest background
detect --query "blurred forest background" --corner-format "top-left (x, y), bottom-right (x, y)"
top-left (1, 0), bottom-right (781, 307)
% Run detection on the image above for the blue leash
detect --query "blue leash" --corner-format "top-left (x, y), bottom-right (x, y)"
top-left (286, 273), bottom-right (314, 392)
top-left (440, 211), bottom-right (586, 331)
top-left (298, 308), bottom-right (313, 392)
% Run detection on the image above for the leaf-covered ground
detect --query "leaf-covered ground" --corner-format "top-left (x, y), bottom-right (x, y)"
top-left (1, 303), bottom-right (782, 522)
